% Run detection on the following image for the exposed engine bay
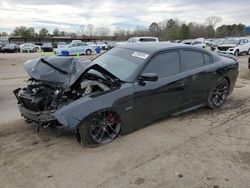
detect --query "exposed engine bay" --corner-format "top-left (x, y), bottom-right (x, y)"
top-left (15, 79), bottom-right (110, 112)
top-left (13, 56), bottom-right (120, 129)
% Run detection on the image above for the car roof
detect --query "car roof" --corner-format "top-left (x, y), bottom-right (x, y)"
top-left (117, 42), bottom-right (192, 53)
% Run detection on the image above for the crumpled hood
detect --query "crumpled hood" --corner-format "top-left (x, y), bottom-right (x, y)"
top-left (24, 56), bottom-right (121, 88)
top-left (24, 56), bottom-right (91, 88)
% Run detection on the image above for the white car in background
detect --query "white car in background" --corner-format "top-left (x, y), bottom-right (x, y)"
top-left (86, 42), bottom-right (108, 50)
top-left (216, 38), bottom-right (250, 56)
top-left (117, 36), bottom-right (159, 45)
top-left (127, 36), bottom-right (159, 43)
top-left (190, 38), bottom-right (206, 48)
top-left (54, 42), bottom-right (96, 56)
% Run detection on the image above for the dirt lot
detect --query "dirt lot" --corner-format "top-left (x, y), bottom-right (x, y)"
top-left (0, 52), bottom-right (250, 188)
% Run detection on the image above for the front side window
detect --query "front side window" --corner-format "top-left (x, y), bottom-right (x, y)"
top-left (181, 50), bottom-right (204, 70)
top-left (239, 40), bottom-right (244, 45)
top-left (143, 51), bottom-right (180, 78)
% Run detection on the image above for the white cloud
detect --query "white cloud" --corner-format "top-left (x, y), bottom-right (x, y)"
top-left (0, 0), bottom-right (249, 33)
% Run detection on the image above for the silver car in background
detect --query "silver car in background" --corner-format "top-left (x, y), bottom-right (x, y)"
top-left (54, 42), bottom-right (96, 56)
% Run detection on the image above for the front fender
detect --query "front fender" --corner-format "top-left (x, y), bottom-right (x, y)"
top-left (53, 83), bottom-right (134, 129)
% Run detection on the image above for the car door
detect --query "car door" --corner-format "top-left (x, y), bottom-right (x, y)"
top-left (77, 42), bottom-right (87, 54)
top-left (68, 43), bottom-right (78, 55)
top-left (133, 50), bottom-right (185, 128)
top-left (179, 49), bottom-right (216, 107)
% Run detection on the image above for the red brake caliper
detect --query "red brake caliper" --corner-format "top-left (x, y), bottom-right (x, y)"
top-left (108, 112), bottom-right (115, 126)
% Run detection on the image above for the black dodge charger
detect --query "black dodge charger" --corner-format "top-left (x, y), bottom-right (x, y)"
top-left (14, 42), bottom-right (238, 146)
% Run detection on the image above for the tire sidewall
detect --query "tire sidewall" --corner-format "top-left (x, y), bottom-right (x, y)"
top-left (86, 49), bottom-right (92, 55)
top-left (207, 78), bottom-right (229, 109)
top-left (234, 50), bottom-right (239, 56)
top-left (78, 111), bottom-right (121, 147)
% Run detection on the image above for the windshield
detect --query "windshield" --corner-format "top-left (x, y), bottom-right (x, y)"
top-left (92, 48), bottom-right (148, 81)
top-left (222, 39), bottom-right (239, 45)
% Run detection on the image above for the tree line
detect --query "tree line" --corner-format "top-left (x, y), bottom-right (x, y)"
top-left (0, 16), bottom-right (248, 40)
top-left (0, 24), bottom-right (111, 38)
top-left (114, 16), bottom-right (248, 40)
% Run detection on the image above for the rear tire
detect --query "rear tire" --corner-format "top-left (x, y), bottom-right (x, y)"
top-left (78, 110), bottom-right (121, 147)
top-left (86, 49), bottom-right (92, 55)
top-left (207, 78), bottom-right (229, 109)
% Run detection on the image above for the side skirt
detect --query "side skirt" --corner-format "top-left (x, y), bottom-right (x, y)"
top-left (171, 103), bottom-right (206, 116)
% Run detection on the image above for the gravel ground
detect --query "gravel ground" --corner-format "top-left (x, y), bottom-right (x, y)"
top-left (0, 52), bottom-right (250, 188)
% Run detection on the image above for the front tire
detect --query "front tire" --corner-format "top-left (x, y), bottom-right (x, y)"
top-left (78, 110), bottom-right (121, 147)
top-left (234, 50), bottom-right (239, 57)
top-left (247, 48), bottom-right (250, 55)
top-left (207, 78), bottom-right (229, 109)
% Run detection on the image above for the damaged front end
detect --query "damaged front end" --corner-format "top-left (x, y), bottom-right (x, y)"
top-left (14, 56), bottom-right (120, 131)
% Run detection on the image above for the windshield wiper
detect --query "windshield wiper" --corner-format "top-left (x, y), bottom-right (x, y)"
top-left (40, 58), bottom-right (68, 75)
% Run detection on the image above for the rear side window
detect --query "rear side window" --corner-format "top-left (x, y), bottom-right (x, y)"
top-left (181, 50), bottom-right (204, 70)
top-left (144, 51), bottom-right (180, 78)
top-left (203, 53), bottom-right (211, 64)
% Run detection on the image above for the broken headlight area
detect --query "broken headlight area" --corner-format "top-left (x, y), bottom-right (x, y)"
top-left (14, 56), bottom-right (119, 130)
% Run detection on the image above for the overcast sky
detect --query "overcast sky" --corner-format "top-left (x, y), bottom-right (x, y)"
top-left (0, 0), bottom-right (250, 33)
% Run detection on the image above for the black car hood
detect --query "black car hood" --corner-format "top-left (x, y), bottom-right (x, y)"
top-left (24, 56), bottom-right (121, 88)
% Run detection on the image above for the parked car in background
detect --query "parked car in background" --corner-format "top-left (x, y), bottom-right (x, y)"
top-left (20, 43), bottom-right (39, 53)
top-left (117, 37), bottom-right (159, 46)
top-left (210, 39), bottom-right (224, 51)
top-left (57, 42), bottom-right (67, 48)
top-left (41, 43), bottom-right (53, 52)
top-left (182, 39), bottom-right (193, 45)
top-left (54, 42), bottom-right (96, 56)
top-left (14, 43), bottom-right (238, 146)
top-left (191, 40), bottom-right (206, 48)
top-left (107, 41), bottom-right (118, 50)
top-left (127, 36), bottom-right (159, 43)
top-left (87, 42), bottom-right (108, 50)
top-left (96, 42), bottom-right (108, 50)
top-left (216, 38), bottom-right (250, 56)
top-left (2, 44), bottom-right (19, 53)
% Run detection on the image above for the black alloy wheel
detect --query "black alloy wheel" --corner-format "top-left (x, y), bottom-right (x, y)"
top-left (208, 78), bottom-right (229, 109)
top-left (78, 110), bottom-right (121, 146)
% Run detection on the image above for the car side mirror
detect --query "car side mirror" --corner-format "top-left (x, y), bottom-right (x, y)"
top-left (139, 73), bottom-right (158, 84)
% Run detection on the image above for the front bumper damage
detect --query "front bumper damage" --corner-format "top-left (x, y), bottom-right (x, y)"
top-left (13, 87), bottom-right (81, 131)
top-left (18, 104), bottom-right (55, 123)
